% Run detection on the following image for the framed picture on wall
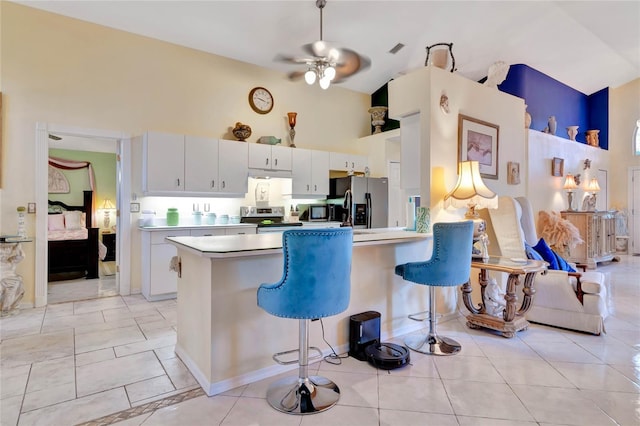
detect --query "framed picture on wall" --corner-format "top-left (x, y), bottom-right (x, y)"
top-left (552, 157), bottom-right (564, 177)
top-left (507, 161), bottom-right (520, 185)
top-left (458, 114), bottom-right (499, 179)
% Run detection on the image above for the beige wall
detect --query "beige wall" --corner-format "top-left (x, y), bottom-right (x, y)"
top-left (608, 78), bottom-right (640, 209)
top-left (1, 3), bottom-right (369, 304)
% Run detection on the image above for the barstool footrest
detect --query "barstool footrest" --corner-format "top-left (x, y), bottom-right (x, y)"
top-left (408, 310), bottom-right (431, 322)
top-left (273, 346), bottom-right (323, 365)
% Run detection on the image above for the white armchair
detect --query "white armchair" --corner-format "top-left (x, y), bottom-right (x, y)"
top-left (482, 196), bottom-right (608, 335)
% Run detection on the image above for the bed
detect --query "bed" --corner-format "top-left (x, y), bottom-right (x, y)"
top-left (48, 190), bottom-right (101, 282)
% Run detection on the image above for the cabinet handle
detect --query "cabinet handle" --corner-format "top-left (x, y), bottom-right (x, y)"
top-left (176, 178), bottom-right (181, 187)
top-left (275, 158), bottom-right (278, 166)
top-left (345, 161), bottom-right (348, 167)
top-left (307, 184), bottom-right (310, 191)
top-left (211, 180), bottom-right (215, 188)
top-left (351, 162), bottom-right (355, 168)
top-left (314, 184), bottom-right (317, 191)
top-left (222, 181), bottom-right (226, 189)
top-left (266, 158), bottom-right (269, 166)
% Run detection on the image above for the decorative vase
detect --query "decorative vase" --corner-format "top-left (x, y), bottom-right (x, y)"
top-left (524, 105), bottom-right (532, 129)
top-left (287, 112), bottom-right (297, 148)
top-left (586, 129), bottom-right (600, 147)
top-left (566, 126), bottom-right (579, 141)
top-left (368, 106), bottom-right (388, 134)
top-left (548, 116), bottom-right (557, 135)
top-left (232, 122), bottom-right (252, 141)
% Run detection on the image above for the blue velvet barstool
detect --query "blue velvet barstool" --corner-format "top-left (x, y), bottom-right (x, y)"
top-left (395, 221), bottom-right (474, 355)
top-left (257, 228), bottom-right (353, 414)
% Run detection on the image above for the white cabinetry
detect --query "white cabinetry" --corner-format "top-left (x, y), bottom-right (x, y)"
top-left (290, 149), bottom-right (330, 197)
top-left (141, 132), bottom-right (248, 196)
top-left (144, 131), bottom-right (185, 193)
top-left (329, 152), bottom-right (368, 173)
top-left (141, 226), bottom-right (256, 301)
top-left (248, 144), bottom-right (292, 171)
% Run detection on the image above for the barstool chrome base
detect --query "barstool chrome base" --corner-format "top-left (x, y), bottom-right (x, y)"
top-left (266, 375), bottom-right (340, 414)
top-left (405, 334), bottom-right (461, 356)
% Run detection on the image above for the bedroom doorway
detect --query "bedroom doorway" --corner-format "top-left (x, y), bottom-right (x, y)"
top-left (35, 123), bottom-right (132, 307)
top-left (47, 136), bottom-right (118, 303)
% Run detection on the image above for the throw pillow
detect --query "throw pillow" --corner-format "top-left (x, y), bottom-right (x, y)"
top-left (532, 238), bottom-right (559, 270)
top-left (63, 210), bottom-right (83, 230)
top-left (552, 250), bottom-right (576, 272)
top-left (48, 214), bottom-right (65, 231)
top-left (524, 243), bottom-right (544, 261)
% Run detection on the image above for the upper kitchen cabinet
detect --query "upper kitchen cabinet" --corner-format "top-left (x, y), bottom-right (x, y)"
top-left (248, 144), bottom-right (292, 172)
top-left (329, 152), bottom-right (368, 174)
top-left (289, 149), bottom-right (329, 197)
top-left (137, 131), bottom-right (248, 197)
top-left (143, 131), bottom-right (185, 193)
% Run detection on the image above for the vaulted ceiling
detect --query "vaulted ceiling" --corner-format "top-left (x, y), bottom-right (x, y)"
top-left (16, 1), bottom-right (640, 95)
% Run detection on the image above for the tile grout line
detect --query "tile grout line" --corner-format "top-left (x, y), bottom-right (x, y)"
top-left (76, 387), bottom-right (205, 426)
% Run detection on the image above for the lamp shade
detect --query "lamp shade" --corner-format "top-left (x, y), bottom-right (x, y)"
top-left (444, 161), bottom-right (497, 217)
top-left (563, 174), bottom-right (578, 190)
top-left (586, 178), bottom-right (600, 193)
top-left (102, 198), bottom-right (115, 209)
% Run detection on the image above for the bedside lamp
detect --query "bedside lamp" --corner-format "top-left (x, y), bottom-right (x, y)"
top-left (585, 178), bottom-right (600, 210)
top-left (444, 161), bottom-right (497, 259)
top-left (102, 199), bottom-right (115, 229)
top-left (563, 174), bottom-right (578, 211)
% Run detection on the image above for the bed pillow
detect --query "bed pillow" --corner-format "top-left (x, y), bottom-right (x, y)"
top-left (524, 243), bottom-right (544, 261)
top-left (63, 210), bottom-right (83, 230)
top-left (532, 238), bottom-right (559, 270)
top-left (48, 214), bottom-right (66, 231)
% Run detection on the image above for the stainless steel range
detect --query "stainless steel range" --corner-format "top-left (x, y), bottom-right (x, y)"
top-left (240, 206), bottom-right (303, 233)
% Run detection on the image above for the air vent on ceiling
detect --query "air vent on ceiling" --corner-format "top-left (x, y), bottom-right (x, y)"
top-left (388, 43), bottom-right (405, 54)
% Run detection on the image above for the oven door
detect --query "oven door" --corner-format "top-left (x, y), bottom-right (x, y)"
top-left (256, 223), bottom-right (303, 233)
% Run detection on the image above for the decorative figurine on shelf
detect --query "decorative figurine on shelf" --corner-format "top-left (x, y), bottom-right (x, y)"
top-left (257, 136), bottom-right (281, 145)
top-left (543, 116), bottom-right (557, 135)
top-left (287, 112), bottom-right (297, 148)
top-left (483, 61), bottom-right (510, 88)
top-left (368, 106), bottom-right (388, 134)
top-left (232, 122), bottom-right (252, 141)
top-left (567, 126), bottom-right (579, 141)
top-left (586, 129), bottom-right (600, 147)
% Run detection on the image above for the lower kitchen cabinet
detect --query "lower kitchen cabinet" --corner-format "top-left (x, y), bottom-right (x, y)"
top-left (141, 226), bottom-right (255, 301)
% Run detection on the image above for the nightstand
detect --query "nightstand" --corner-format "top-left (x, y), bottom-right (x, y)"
top-left (102, 233), bottom-right (116, 262)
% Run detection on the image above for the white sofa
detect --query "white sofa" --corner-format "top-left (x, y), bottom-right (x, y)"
top-left (481, 196), bottom-right (608, 335)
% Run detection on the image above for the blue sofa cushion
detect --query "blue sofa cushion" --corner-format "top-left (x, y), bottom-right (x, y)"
top-left (524, 243), bottom-right (544, 261)
top-left (552, 250), bottom-right (576, 272)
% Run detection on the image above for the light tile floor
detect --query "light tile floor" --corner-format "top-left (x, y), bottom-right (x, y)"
top-left (1, 256), bottom-right (638, 426)
top-left (47, 261), bottom-right (118, 304)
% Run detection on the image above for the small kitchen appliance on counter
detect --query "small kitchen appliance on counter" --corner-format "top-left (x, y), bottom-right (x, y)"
top-left (240, 206), bottom-right (303, 233)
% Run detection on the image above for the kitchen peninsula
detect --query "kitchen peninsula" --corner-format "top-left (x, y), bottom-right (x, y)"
top-left (166, 229), bottom-right (434, 396)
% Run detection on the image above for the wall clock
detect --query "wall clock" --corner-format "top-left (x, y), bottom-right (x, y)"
top-left (248, 87), bottom-right (274, 114)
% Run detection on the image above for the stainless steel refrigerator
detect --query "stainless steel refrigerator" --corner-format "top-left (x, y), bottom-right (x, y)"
top-left (329, 176), bottom-right (388, 228)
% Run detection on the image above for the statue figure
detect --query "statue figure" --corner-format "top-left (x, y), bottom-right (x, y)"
top-left (484, 61), bottom-right (510, 88)
top-left (1, 242), bottom-right (26, 316)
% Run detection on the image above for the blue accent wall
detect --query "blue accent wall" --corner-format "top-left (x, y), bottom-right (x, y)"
top-left (498, 64), bottom-right (608, 149)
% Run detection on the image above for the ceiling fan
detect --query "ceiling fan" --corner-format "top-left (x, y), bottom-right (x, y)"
top-left (278, 0), bottom-right (371, 89)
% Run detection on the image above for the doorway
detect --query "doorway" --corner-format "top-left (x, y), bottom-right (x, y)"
top-left (630, 166), bottom-right (640, 255)
top-left (34, 123), bottom-right (132, 307)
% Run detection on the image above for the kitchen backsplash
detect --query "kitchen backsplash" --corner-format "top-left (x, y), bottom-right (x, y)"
top-left (135, 178), bottom-right (326, 225)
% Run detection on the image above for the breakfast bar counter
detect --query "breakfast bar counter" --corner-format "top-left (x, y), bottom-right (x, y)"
top-left (166, 229), bottom-right (433, 396)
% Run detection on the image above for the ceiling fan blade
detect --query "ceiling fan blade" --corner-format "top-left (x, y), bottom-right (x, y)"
top-left (275, 54), bottom-right (315, 65)
top-left (332, 49), bottom-right (371, 82)
top-left (287, 70), bottom-right (306, 81)
top-left (302, 41), bottom-right (341, 61)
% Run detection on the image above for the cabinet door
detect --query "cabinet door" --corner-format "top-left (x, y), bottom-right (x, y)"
top-left (144, 132), bottom-right (185, 193)
top-left (271, 145), bottom-right (292, 171)
top-left (150, 244), bottom-right (179, 296)
top-left (292, 148), bottom-right (313, 194)
top-left (248, 143), bottom-right (272, 169)
top-left (218, 139), bottom-right (248, 194)
top-left (184, 136), bottom-right (219, 192)
top-left (352, 154), bottom-right (368, 173)
top-left (311, 150), bottom-right (330, 195)
top-left (190, 229), bottom-right (225, 237)
top-left (329, 152), bottom-right (350, 171)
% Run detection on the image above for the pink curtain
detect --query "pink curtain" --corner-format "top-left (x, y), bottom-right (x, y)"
top-left (48, 156), bottom-right (96, 191)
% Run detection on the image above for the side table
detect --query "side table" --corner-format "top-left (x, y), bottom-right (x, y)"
top-left (461, 257), bottom-right (546, 338)
top-left (0, 236), bottom-right (33, 316)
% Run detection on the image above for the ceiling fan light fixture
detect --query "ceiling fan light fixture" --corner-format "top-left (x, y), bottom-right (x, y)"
top-left (305, 69), bottom-right (317, 85)
top-left (325, 66), bottom-right (336, 81)
top-left (319, 76), bottom-right (331, 90)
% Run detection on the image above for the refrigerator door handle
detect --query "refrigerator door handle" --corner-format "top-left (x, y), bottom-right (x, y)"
top-left (365, 193), bottom-right (372, 228)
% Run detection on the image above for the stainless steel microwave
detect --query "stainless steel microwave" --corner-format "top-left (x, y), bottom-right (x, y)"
top-left (308, 204), bottom-right (329, 221)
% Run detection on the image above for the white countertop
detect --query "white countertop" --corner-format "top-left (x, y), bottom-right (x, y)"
top-left (138, 223), bottom-right (257, 231)
top-left (166, 228), bottom-right (431, 258)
